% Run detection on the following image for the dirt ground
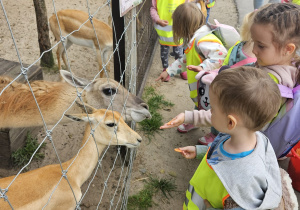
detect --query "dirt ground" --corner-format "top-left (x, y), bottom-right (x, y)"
top-left (1, 0), bottom-right (297, 209)
top-left (128, 1), bottom-right (239, 209)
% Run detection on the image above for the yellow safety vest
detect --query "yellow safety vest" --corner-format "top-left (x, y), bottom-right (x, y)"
top-left (206, 0), bottom-right (215, 8)
top-left (183, 151), bottom-right (229, 209)
top-left (184, 33), bottom-right (222, 107)
top-left (293, 0), bottom-right (300, 5)
top-left (155, 0), bottom-right (184, 46)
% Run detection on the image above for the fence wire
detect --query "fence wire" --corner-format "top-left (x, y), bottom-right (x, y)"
top-left (0, 0), bottom-right (156, 209)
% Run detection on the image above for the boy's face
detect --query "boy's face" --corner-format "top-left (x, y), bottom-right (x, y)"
top-left (251, 23), bottom-right (288, 67)
top-left (209, 90), bottom-right (228, 133)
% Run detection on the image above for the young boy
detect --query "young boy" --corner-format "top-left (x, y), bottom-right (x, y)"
top-left (161, 66), bottom-right (282, 209)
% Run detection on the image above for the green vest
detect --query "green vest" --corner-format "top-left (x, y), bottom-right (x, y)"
top-left (155, 0), bottom-right (184, 46)
top-left (183, 152), bottom-right (229, 209)
top-left (293, 0), bottom-right (300, 5)
top-left (184, 33), bottom-right (222, 107)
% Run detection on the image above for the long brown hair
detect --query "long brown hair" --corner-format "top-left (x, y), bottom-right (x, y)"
top-left (172, 3), bottom-right (206, 46)
top-left (253, 3), bottom-right (300, 84)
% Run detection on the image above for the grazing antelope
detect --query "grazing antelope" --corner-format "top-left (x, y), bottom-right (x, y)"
top-left (49, 9), bottom-right (113, 78)
top-left (0, 70), bottom-right (151, 128)
top-left (0, 108), bottom-right (142, 209)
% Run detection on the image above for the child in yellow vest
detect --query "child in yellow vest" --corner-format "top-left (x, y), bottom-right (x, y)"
top-left (156, 2), bottom-right (227, 133)
top-left (198, 10), bottom-right (258, 145)
top-left (168, 67), bottom-right (282, 209)
top-left (150, 0), bottom-right (185, 81)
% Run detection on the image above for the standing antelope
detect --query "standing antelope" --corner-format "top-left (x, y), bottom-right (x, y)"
top-left (49, 10), bottom-right (113, 78)
top-left (0, 108), bottom-right (142, 209)
top-left (0, 70), bottom-right (151, 128)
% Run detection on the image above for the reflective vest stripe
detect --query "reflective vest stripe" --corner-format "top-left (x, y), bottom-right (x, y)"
top-left (189, 82), bottom-right (198, 92)
top-left (187, 184), bottom-right (206, 209)
top-left (155, 0), bottom-right (184, 46)
top-left (198, 39), bottom-right (222, 45)
top-left (154, 24), bottom-right (173, 32)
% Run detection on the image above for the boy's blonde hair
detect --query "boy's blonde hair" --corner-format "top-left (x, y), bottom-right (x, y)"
top-left (253, 3), bottom-right (300, 83)
top-left (210, 67), bottom-right (281, 131)
top-left (172, 3), bottom-right (206, 46)
top-left (240, 11), bottom-right (256, 42)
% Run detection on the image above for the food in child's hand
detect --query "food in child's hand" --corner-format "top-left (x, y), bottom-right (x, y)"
top-left (174, 148), bottom-right (182, 153)
top-left (167, 119), bottom-right (175, 125)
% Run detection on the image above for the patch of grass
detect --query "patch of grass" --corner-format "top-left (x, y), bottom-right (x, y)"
top-left (127, 177), bottom-right (177, 210)
top-left (138, 86), bottom-right (174, 141)
top-left (12, 132), bottom-right (46, 168)
top-left (148, 177), bottom-right (177, 199)
top-left (127, 187), bottom-right (154, 210)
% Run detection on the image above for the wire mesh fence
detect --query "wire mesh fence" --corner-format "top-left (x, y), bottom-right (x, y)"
top-left (0, 0), bottom-right (156, 209)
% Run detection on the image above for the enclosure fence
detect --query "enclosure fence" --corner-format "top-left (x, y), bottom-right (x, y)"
top-left (0, 0), bottom-right (157, 209)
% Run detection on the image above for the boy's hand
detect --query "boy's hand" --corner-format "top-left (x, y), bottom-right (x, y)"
top-left (178, 146), bottom-right (196, 159)
top-left (156, 19), bottom-right (169, 27)
top-left (155, 70), bottom-right (169, 82)
top-left (187, 65), bottom-right (203, 72)
top-left (160, 113), bottom-right (185, 129)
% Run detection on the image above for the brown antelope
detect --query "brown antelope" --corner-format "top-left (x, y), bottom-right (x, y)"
top-left (0, 108), bottom-right (142, 209)
top-left (0, 70), bottom-right (151, 128)
top-left (49, 9), bottom-right (113, 78)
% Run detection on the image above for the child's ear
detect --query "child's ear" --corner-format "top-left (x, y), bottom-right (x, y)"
top-left (227, 115), bottom-right (237, 130)
top-left (285, 43), bottom-right (296, 56)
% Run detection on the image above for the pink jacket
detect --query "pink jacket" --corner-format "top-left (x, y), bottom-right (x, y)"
top-left (184, 64), bottom-right (298, 127)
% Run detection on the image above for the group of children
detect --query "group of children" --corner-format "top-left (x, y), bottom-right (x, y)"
top-left (152, 1), bottom-right (300, 209)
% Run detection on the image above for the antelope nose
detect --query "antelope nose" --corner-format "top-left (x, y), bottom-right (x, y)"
top-left (137, 139), bottom-right (142, 143)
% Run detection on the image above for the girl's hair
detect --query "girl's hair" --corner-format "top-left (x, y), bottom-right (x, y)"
top-left (172, 3), bottom-right (206, 46)
top-left (240, 11), bottom-right (256, 42)
top-left (210, 66), bottom-right (281, 131)
top-left (253, 3), bottom-right (300, 83)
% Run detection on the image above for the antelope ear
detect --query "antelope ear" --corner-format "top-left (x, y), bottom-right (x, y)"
top-left (75, 101), bottom-right (96, 114)
top-left (60, 70), bottom-right (93, 91)
top-left (65, 113), bottom-right (95, 123)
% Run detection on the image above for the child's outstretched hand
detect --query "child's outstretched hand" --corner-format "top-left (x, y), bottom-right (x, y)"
top-left (155, 70), bottom-right (169, 82)
top-left (160, 113), bottom-right (185, 129)
top-left (156, 19), bottom-right (169, 27)
top-left (187, 65), bottom-right (203, 72)
top-left (175, 146), bottom-right (196, 159)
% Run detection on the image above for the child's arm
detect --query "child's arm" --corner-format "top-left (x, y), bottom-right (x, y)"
top-left (185, 109), bottom-right (212, 127)
top-left (197, 41), bottom-right (227, 71)
top-left (175, 145), bottom-right (208, 160)
top-left (155, 54), bottom-right (187, 81)
top-left (160, 109), bottom-right (212, 129)
top-left (150, 0), bottom-right (160, 23)
top-left (150, 0), bottom-right (168, 26)
top-left (167, 54), bottom-right (187, 75)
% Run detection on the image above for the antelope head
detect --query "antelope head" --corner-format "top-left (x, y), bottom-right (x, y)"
top-left (65, 103), bottom-right (142, 148)
top-left (60, 70), bottom-right (151, 122)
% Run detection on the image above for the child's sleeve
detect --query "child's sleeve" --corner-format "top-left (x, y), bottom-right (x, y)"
top-left (197, 41), bottom-right (227, 71)
top-left (150, 0), bottom-right (160, 23)
top-left (184, 109), bottom-right (212, 127)
top-left (166, 54), bottom-right (187, 76)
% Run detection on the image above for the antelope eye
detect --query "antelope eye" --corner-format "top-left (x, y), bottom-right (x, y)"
top-left (106, 123), bottom-right (116, 127)
top-left (103, 88), bottom-right (116, 96)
